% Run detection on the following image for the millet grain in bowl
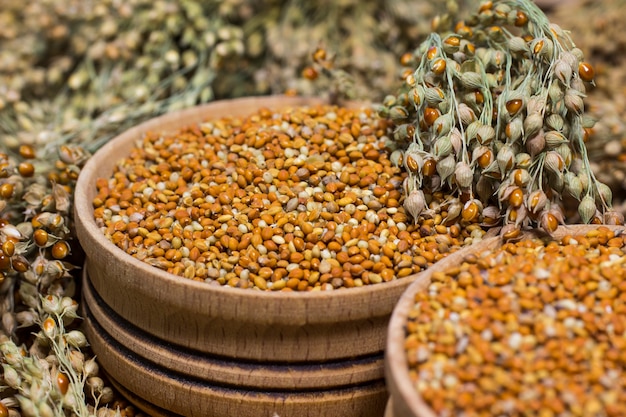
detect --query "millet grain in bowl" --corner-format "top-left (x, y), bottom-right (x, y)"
top-left (93, 104), bottom-right (486, 290)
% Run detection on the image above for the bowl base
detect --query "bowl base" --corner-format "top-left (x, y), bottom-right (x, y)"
top-left (82, 269), bottom-right (389, 417)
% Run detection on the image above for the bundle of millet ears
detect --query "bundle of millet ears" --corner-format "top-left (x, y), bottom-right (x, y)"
top-left (376, 0), bottom-right (623, 239)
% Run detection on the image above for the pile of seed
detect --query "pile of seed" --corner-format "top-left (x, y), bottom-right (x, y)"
top-left (93, 105), bottom-right (485, 290)
top-left (405, 226), bottom-right (626, 416)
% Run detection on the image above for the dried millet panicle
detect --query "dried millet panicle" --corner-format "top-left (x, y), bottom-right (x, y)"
top-left (0, 142), bottom-right (128, 417)
top-left (93, 105), bottom-right (487, 290)
top-left (379, 0), bottom-right (624, 238)
top-left (405, 226), bottom-right (626, 416)
top-left (550, 0), bottom-right (626, 215)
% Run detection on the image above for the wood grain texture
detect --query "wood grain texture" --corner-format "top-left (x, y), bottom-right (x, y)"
top-left (385, 224), bottom-right (626, 417)
top-left (106, 380), bottom-right (182, 417)
top-left (383, 398), bottom-right (394, 417)
top-left (83, 278), bottom-right (388, 417)
top-left (82, 271), bottom-right (385, 390)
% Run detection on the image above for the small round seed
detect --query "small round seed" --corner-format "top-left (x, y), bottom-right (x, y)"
top-left (578, 62), bottom-right (595, 82)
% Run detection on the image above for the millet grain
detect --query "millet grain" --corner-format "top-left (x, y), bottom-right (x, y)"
top-left (94, 105), bottom-right (485, 291)
top-left (406, 227), bottom-right (626, 416)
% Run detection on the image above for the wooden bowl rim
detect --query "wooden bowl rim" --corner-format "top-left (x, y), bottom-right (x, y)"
top-left (74, 95), bottom-right (418, 317)
top-left (385, 224), bottom-right (626, 416)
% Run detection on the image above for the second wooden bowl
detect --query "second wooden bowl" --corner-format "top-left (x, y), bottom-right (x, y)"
top-left (384, 224), bottom-right (626, 417)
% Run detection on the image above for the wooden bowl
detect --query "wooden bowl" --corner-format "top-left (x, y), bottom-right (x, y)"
top-left (82, 267), bottom-right (387, 417)
top-left (74, 96), bottom-right (417, 416)
top-left (384, 224), bottom-right (626, 417)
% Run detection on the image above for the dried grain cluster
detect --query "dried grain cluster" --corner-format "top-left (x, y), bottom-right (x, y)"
top-left (378, 0), bottom-right (623, 240)
top-left (547, 0), bottom-right (626, 214)
top-left (0, 0), bottom-right (458, 155)
top-left (0, 145), bottom-right (127, 416)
